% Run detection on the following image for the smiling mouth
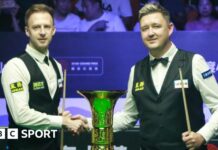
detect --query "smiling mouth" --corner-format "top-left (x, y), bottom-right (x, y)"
top-left (148, 39), bottom-right (157, 43)
top-left (38, 39), bottom-right (47, 42)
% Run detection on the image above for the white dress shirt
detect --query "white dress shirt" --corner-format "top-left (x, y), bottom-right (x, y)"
top-left (79, 11), bottom-right (126, 32)
top-left (1, 45), bottom-right (63, 129)
top-left (112, 43), bottom-right (218, 142)
top-left (54, 13), bottom-right (80, 32)
top-left (76, 0), bottom-right (133, 17)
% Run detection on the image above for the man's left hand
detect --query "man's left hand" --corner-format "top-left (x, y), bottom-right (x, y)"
top-left (182, 131), bottom-right (206, 150)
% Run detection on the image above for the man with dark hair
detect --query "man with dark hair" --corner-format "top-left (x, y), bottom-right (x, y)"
top-left (101, 0), bottom-right (133, 30)
top-left (1, 4), bottom-right (88, 150)
top-left (75, 0), bottom-right (133, 30)
top-left (79, 0), bottom-right (126, 31)
top-left (53, 0), bottom-right (80, 32)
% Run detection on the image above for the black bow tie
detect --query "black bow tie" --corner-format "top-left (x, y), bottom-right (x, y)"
top-left (150, 57), bottom-right (169, 68)
top-left (44, 56), bottom-right (49, 66)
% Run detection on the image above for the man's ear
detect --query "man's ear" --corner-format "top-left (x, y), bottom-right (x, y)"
top-left (52, 26), bottom-right (56, 36)
top-left (25, 26), bottom-right (30, 37)
top-left (168, 22), bottom-right (174, 36)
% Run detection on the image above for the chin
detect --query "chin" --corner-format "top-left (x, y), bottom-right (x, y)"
top-left (147, 45), bottom-right (159, 50)
top-left (37, 46), bottom-right (47, 51)
top-left (38, 43), bottom-right (48, 48)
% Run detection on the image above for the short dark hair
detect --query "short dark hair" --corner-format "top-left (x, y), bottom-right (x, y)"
top-left (25, 4), bottom-right (54, 26)
top-left (139, 3), bottom-right (171, 22)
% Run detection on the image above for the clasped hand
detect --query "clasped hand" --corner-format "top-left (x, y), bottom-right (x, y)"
top-left (61, 111), bottom-right (89, 135)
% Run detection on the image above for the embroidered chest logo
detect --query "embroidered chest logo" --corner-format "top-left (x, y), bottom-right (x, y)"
top-left (33, 81), bottom-right (45, 90)
top-left (135, 81), bottom-right (144, 91)
top-left (10, 81), bottom-right (24, 93)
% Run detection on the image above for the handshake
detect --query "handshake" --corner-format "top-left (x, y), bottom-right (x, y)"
top-left (61, 111), bottom-right (90, 135)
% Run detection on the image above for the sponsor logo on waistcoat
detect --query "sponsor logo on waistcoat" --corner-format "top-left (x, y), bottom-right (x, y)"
top-left (33, 81), bottom-right (45, 90)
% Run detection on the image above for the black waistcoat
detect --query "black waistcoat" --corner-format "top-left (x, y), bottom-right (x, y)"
top-left (7, 53), bottom-right (62, 150)
top-left (132, 50), bottom-right (205, 150)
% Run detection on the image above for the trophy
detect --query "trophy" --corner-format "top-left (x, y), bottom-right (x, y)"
top-left (77, 90), bottom-right (125, 150)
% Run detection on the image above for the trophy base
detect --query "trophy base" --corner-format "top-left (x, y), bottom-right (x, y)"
top-left (91, 145), bottom-right (114, 150)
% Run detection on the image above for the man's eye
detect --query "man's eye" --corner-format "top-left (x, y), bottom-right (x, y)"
top-left (45, 26), bottom-right (51, 29)
top-left (141, 27), bottom-right (148, 31)
top-left (33, 26), bottom-right (40, 30)
top-left (153, 25), bottom-right (161, 28)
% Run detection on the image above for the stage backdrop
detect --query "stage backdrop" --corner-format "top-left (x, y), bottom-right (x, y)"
top-left (0, 32), bottom-right (218, 126)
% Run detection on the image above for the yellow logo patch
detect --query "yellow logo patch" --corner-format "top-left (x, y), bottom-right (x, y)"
top-left (10, 81), bottom-right (24, 93)
top-left (135, 81), bottom-right (144, 91)
top-left (33, 81), bottom-right (45, 90)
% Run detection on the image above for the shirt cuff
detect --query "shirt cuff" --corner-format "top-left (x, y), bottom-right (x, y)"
top-left (197, 124), bottom-right (215, 142)
top-left (87, 118), bottom-right (93, 130)
top-left (48, 115), bottom-right (62, 129)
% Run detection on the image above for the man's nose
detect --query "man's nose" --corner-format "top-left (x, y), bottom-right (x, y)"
top-left (148, 28), bottom-right (155, 36)
top-left (39, 27), bottom-right (46, 35)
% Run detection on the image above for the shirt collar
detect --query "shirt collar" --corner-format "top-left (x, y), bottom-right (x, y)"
top-left (149, 42), bottom-right (178, 63)
top-left (25, 44), bottom-right (49, 64)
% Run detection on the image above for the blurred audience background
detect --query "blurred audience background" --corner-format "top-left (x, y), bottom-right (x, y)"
top-left (185, 0), bottom-right (218, 30)
top-left (79, 0), bottom-right (126, 32)
top-left (54, 0), bottom-right (80, 32)
top-left (1, 0), bottom-right (218, 32)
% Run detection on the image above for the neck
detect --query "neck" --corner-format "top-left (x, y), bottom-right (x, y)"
top-left (29, 44), bottom-right (48, 54)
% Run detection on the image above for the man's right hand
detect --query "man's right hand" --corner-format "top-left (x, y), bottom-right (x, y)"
top-left (62, 111), bottom-right (88, 135)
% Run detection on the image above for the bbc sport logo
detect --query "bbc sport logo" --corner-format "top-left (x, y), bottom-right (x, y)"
top-left (0, 128), bottom-right (58, 139)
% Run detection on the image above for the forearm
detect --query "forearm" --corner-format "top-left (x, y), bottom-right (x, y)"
top-left (197, 109), bottom-right (218, 142)
top-left (113, 111), bottom-right (137, 132)
top-left (192, 54), bottom-right (218, 142)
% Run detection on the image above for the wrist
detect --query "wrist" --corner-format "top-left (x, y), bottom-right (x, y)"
top-left (62, 116), bottom-right (67, 129)
top-left (199, 133), bottom-right (206, 145)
